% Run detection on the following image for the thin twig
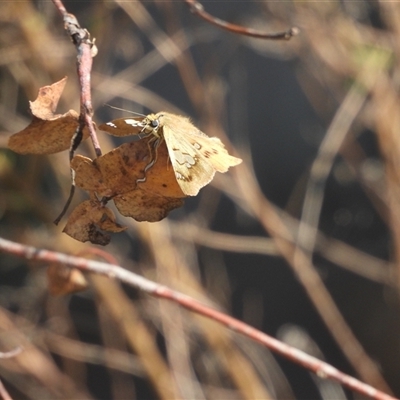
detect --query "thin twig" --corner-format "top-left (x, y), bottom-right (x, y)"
top-left (51, 0), bottom-right (100, 223)
top-left (290, 58), bottom-right (388, 390)
top-left (184, 0), bottom-right (299, 40)
top-left (169, 221), bottom-right (393, 285)
top-left (294, 78), bottom-right (368, 267)
top-left (0, 236), bottom-right (395, 400)
top-left (54, 8), bottom-right (101, 157)
top-left (53, 126), bottom-right (80, 225)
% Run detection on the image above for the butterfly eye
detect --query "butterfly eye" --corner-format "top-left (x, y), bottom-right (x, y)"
top-left (150, 120), bottom-right (159, 129)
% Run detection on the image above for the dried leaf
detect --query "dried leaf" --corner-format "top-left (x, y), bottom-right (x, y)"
top-left (71, 137), bottom-right (186, 222)
top-left (47, 264), bottom-right (88, 296)
top-left (113, 189), bottom-right (184, 222)
top-left (73, 137), bottom-right (184, 196)
top-left (8, 77), bottom-right (89, 154)
top-left (30, 76), bottom-right (67, 120)
top-left (71, 155), bottom-right (110, 195)
top-left (63, 199), bottom-right (127, 245)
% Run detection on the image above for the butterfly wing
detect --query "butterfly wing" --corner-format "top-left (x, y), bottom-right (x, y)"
top-left (163, 125), bottom-right (215, 196)
top-left (162, 119), bottom-right (242, 196)
top-left (98, 117), bottom-right (145, 137)
top-left (189, 134), bottom-right (242, 173)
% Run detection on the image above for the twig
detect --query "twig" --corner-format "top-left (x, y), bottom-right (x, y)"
top-left (0, 236), bottom-right (395, 400)
top-left (52, 132), bottom-right (79, 225)
top-left (51, 3), bottom-right (100, 157)
top-left (184, 0), bottom-right (299, 40)
top-left (169, 221), bottom-right (393, 285)
top-left (51, 0), bottom-right (100, 224)
top-left (294, 77), bottom-right (368, 269)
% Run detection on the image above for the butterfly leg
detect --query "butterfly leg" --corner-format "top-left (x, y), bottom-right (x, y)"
top-left (100, 196), bottom-right (112, 206)
top-left (136, 137), bottom-right (162, 184)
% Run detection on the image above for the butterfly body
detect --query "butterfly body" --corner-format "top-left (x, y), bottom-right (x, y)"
top-left (99, 112), bottom-right (242, 196)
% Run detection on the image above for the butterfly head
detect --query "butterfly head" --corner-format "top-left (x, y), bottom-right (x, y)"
top-left (142, 113), bottom-right (164, 138)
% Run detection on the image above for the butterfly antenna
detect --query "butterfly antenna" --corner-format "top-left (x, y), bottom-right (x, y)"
top-left (104, 104), bottom-right (146, 117)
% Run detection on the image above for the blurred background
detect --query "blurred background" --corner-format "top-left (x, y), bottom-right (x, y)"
top-left (1, 1), bottom-right (400, 399)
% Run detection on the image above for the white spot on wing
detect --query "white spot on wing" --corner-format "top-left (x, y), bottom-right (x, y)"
top-left (106, 122), bottom-right (117, 128)
top-left (124, 119), bottom-right (142, 127)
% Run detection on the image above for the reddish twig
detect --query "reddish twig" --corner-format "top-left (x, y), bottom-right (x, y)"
top-left (52, 0), bottom-right (101, 157)
top-left (51, 0), bottom-right (100, 224)
top-left (0, 236), bottom-right (395, 400)
top-left (184, 0), bottom-right (299, 40)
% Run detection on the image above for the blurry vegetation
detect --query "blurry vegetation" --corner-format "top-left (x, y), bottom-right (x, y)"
top-left (1, 1), bottom-right (400, 399)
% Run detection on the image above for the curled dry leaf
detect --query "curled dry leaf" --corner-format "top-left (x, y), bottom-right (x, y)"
top-left (47, 264), bottom-right (88, 296)
top-left (63, 199), bottom-right (126, 245)
top-left (8, 77), bottom-right (89, 154)
top-left (72, 137), bottom-right (185, 197)
top-left (113, 189), bottom-right (184, 222)
top-left (71, 136), bottom-right (186, 223)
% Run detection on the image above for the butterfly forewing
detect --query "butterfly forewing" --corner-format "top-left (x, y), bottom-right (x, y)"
top-left (98, 117), bottom-right (145, 137)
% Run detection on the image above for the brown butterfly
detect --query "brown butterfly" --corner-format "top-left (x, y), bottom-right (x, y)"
top-left (99, 112), bottom-right (242, 196)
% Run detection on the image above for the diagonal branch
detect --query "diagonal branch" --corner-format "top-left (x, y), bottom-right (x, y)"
top-left (0, 236), bottom-right (395, 400)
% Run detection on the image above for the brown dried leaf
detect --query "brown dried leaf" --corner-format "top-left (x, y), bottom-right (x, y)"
top-left (73, 137), bottom-right (184, 197)
top-left (8, 77), bottom-right (89, 154)
top-left (71, 137), bottom-right (186, 222)
top-left (114, 189), bottom-right (184, 222)
top-left (47, 264), bottom-right (88, 296)
top-left (30, 76), bottom-right (67, 120)
top-left (63, 199), bottom-right (127, 245)
top-left (71, 155), bottom-right (110, 195)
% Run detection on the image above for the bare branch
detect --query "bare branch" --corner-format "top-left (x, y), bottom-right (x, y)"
top-left (184, 0), bottom-right (299, 40)
top-left (55, 8), bottom-right (100, 157)
top-left (0, 236), bottom-right (395, 400)
top-left (51, 0), bottom-right (100, 224)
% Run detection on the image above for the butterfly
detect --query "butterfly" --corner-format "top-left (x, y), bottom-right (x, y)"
top-left (99, 112), bottom-right (242, 196)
